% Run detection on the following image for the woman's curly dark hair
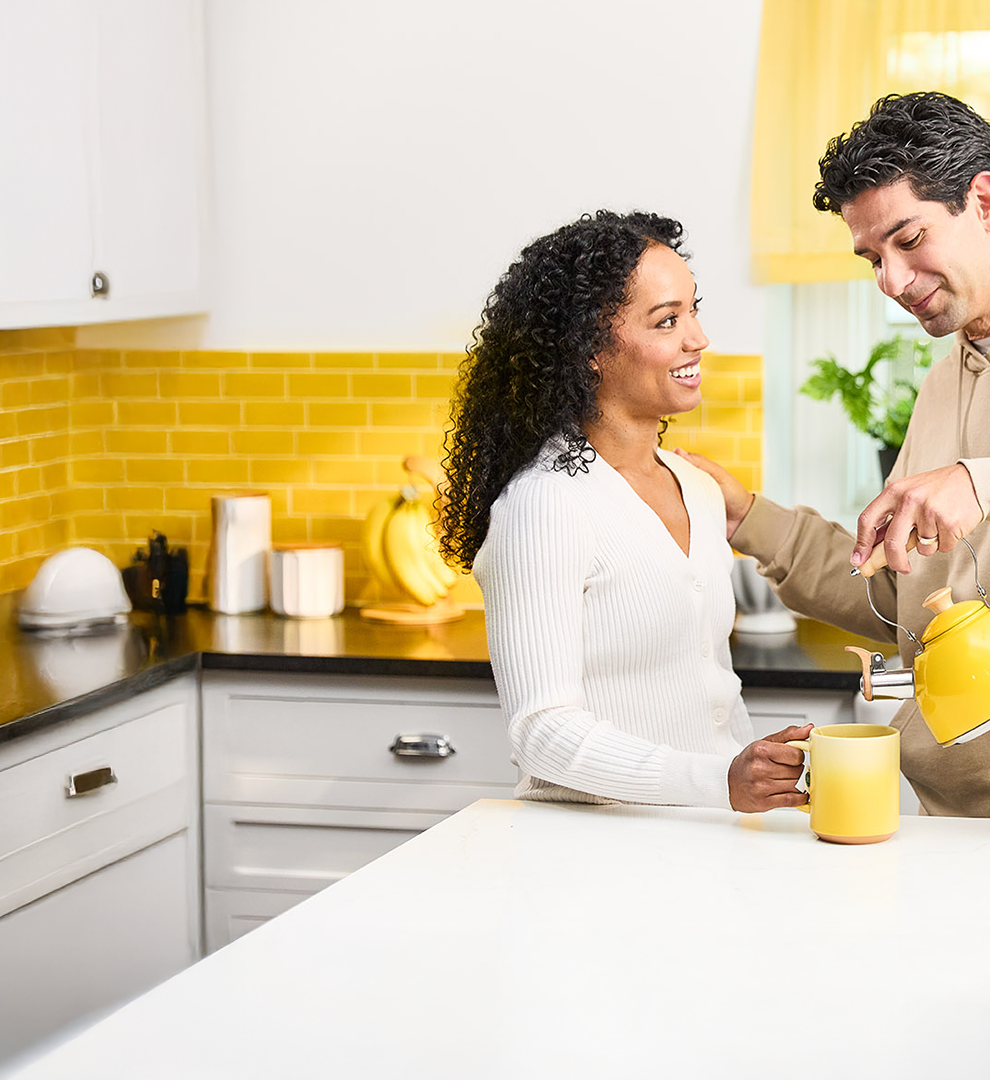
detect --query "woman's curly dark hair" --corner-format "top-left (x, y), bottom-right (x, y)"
top-left (439, 209), bottom-right (686, 570)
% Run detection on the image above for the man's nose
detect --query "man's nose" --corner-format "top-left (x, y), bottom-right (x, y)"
top-left (878, 254), bottom-right (915, 299)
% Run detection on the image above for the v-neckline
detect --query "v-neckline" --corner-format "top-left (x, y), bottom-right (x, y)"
top-left (594, 446), bottom-right (694, 560)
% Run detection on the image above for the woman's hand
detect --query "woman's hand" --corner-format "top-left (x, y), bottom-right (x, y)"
top-left (673, 448), bottom-right (755, 539)
top-left (727, 724), bottom-right (812, 813)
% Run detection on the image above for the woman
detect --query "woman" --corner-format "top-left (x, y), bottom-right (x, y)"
top-left (440, 210), bottom-right (808, 811)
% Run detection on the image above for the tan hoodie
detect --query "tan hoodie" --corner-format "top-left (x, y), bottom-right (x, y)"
top-left (732, 333), bottom-right (990, 817)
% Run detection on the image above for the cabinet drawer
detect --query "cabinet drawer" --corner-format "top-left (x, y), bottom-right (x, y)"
top-left (203, 675), bottom-right (518, 808)
top-left (0, 833), bottom-right (197, 1068)
top-left (203, 803), bottom-right (440, 893)
top-left (204, 887), bottom-right (306, 954)
top-left (0, 703), bottom-right (190, 916)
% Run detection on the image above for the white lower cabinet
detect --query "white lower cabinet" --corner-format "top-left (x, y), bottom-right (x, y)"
top-left (0, 675), bottom-right (201, 1071)
top-left (742, 687), bottom-right (855, 739)
top-left (201, 671), bottom-right (517, 953)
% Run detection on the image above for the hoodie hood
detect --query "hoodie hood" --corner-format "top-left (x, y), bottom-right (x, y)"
top-left (958, 331), bottom-right (990, 375)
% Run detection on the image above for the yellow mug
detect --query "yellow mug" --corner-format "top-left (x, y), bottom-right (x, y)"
top-left (786, 724), bottom-right (900, 844)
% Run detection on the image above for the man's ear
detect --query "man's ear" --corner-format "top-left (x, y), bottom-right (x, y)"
top-left (970, 172), bottom-right (990, 230)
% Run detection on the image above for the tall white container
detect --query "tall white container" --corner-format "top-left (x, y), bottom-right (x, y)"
top-left (208, 493), bottom-right (272, 614)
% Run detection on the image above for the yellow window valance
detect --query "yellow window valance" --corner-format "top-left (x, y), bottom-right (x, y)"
top-left (752, 0), bottom-right (990, 284)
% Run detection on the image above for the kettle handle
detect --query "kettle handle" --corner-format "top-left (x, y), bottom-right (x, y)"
top-left (857, 530), bottom-right (919, 579)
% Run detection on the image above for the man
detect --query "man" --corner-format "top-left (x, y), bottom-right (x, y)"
top-left (679, 91), bottom-right (990, 816)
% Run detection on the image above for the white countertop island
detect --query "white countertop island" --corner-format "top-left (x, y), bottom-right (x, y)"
top-left (9, 800), bottom-right (990, 1080)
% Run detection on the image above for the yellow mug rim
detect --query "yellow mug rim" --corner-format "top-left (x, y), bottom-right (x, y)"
top-left (810, 723), bottom-right (898, 739)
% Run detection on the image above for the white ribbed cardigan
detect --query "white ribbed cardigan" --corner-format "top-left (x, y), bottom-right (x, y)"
top-left (474, 437), bottom-right (753, 809)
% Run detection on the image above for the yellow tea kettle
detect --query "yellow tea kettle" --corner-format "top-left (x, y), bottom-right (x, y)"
top-left (846, 536), bottom-right (990, 747)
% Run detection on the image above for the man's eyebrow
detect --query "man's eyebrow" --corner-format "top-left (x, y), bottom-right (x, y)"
top-left (853, 216), bottom-right (922, 256)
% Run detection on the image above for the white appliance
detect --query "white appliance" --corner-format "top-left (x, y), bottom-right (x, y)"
top-left (731, 556), bottom-right (797, 633)
top-left (18, 548), bottom-right (132, 632)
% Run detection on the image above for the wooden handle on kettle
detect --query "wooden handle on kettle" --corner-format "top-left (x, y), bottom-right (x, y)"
top-left (857, 529), bottom-right (919, 579)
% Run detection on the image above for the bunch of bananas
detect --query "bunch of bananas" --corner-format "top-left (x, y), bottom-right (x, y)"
top-left (362, 484), bottom-right (458, 608)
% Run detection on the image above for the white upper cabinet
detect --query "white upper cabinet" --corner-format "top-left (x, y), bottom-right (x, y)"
top-left (0, 0), bottom-right (209, 329)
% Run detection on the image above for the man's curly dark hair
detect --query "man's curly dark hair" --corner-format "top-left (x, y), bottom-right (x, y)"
top-left (439, 209), bottom-right (687, 571)
top-left (814, 91), bottom-right (990, 215)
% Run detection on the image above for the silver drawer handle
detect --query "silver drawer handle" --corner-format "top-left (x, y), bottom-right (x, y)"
top-left (388, 734), bottom-right (456, 759)
top-left (66, 766), bottom-right (118, 798)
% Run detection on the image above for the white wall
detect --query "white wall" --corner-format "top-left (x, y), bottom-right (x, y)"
top-left (81, 0), bottom-right (766, 355)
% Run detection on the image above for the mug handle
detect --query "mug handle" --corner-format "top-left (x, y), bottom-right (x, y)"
top-left (785, 739), bottom-right (812, 814)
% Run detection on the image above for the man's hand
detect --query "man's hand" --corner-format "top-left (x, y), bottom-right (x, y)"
top-left (674, 448), bottom-right (755, 539)
top-left (851, 464), bottom-right (983, 574)
top-left (727, 725), bottom-right (812, 813)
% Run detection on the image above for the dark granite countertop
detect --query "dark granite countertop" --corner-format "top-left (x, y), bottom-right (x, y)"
top-left (0, 592), bottom-right (897, 744)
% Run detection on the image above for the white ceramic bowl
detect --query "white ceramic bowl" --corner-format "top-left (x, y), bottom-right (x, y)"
top-left (19, 548), bottom-right (132, 629)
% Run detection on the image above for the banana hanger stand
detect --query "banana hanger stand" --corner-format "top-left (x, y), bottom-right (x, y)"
top-left (360, 455), bottom-right (465, 626)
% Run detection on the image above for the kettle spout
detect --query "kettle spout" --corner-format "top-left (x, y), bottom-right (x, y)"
top-left (845, 646), bottom-right (915, 701)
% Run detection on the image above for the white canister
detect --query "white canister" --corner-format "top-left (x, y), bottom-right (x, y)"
top-left (208, 493), bottom-right (272, 614)
top-left (269, 544), bottom-right (345, 618)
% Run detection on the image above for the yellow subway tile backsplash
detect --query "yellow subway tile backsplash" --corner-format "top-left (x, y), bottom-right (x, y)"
top-left (249, 459), bottom-right (313, 485)
top-left (314, 351), bottom-right (375, 369)
top-left (52, 488), bottom-right (104, 515)
top-left (2, 383), bottom-right (30, 409)
top-left (371, 403), bottom-right (434, 428)
top-left (106, 430), bottom-right (169, 454)
top-left (172, 430), bottom-right (231, 456)
top-left (106, 488), bottom-right (166, 513)
top-left (185, 459), bottom-right (251, 485)
top-left (73, 459), bottom-right (126, 484)
top-left (16, 467), bottom-right (43, 496)
top-left (69, 431), bottom-right (106, 456)
top-left (377, 352), bottom-right (440, 369)
top-left (73, 513), bottom-right (128, 540)
top-left (2, 441), bottom-right (31, 469)
top-left (313, 459), bottom-right (376, 485)
top-left (291, 488), bottom-right (353, 516)
top-left (287, 373), bottom-right (349, 398)
top-left (41, 462), bottom-right (69, 491)
top-left (223, 372), bottom-right (286, 398)
top-left (244, 401), bottom-right (305, 426)
top-left (160, 372), bottom-right (222, 398)
top-left (123, 349), bottom-right (181, 369)
top-left (0, 344), bottom-right (762, 606)
top-left (117, 401), bottom-right (178, 427)
top-left (71, 402), bottom-right (115, 427)
top-left (352, 373), bottom-right (412, 398)
top-left (181, 350), bottom-right (249, 369)
top-left (17, 407), bottom-right (68, 437)
top-left (415, 373), bottom-right (456, 398)
top-left (179, 401), bottom-right (242, 426)
top-left (297, 431), bottom-right (359, 456)
top-left (31, 432), bottom-right (70, 463)
top-left (127, 459), bottom-right (185, 484)
top-left (249, 351), bottom-right (312, 369)
top-left (231, 430), bottom-right (295, 456)
top-left (45, 350), bottom-right (74, 375)
top-left (101, 373), bottom-right (158, 399)
top-left (308, 402), bottom-right (367, 427)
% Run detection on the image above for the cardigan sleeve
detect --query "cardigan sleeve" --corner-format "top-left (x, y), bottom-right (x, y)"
top-left (475, 475), bottom-right (735, 809)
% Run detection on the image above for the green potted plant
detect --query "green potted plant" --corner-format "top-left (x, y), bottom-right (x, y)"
top-left (799, 334), bottom-right (934, 480)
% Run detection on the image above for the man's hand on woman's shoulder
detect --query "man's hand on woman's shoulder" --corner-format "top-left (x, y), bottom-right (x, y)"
top-left (673, 448), bottom-right (755, 539)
